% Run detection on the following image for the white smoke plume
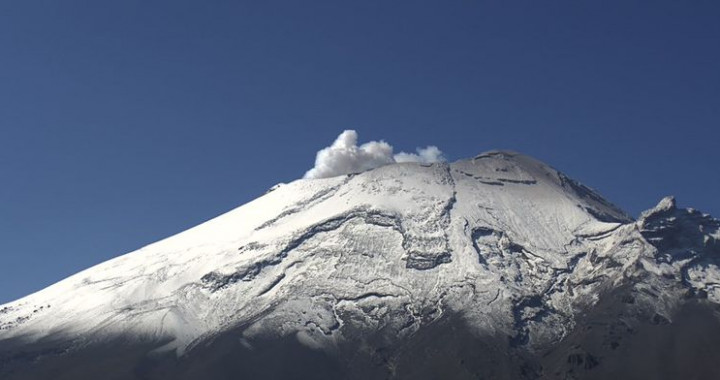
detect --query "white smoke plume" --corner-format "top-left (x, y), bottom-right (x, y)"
top-left (394, 145), bottom-right (445, 164)
top-left (303, 130), bottom-right (446, 179)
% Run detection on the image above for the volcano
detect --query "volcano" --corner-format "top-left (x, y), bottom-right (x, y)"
top-left (2, 151), bottom-right (720, 379)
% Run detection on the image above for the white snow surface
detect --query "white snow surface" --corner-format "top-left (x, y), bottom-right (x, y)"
top-left (1, 151), bottom-right (718, 356)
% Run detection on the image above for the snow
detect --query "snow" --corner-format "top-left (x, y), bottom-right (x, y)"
top-left (1, 150), bottom-right (719, 364)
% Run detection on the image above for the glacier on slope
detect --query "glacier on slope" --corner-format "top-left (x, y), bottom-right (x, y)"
top-left (1, 151), bottom-right (719, 380)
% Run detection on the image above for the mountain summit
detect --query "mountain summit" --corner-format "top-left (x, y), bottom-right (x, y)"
top-left (2, 151), bottom-right (719, 379)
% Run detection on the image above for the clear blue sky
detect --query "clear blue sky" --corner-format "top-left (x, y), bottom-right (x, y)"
top-left (1, 1), bottom-right (718, 304)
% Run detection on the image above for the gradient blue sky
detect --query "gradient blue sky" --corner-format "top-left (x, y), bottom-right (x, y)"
top-left (1, 1), bottom-right (718, 304)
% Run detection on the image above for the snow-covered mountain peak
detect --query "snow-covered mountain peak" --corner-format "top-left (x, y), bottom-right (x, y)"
top-left (0, 153), bottom-right (637, 344)
top-left (640, 195), bottom-right (677, 219)
top-left (2, 152), bottom-right (720, 380)
top-left (639, 195), bottom-right (720, 263)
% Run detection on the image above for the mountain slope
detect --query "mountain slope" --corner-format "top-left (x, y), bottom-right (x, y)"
top-left (1, 151), bottom-right (719, 379)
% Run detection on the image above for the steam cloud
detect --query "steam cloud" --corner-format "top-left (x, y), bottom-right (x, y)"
top-left (303, 130), bottom-right (446, 179)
